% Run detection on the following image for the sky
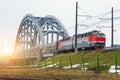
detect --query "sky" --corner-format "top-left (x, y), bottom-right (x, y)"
top-left (0, 0), bottom-right (120, 47)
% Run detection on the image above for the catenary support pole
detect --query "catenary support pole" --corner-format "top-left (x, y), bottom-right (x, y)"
top-left (75, 2), bottom-right (78, 52)
top-left (111, 7), bottom-right (114, 48)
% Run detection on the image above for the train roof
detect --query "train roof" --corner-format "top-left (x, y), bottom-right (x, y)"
top-left (58, 30), bottom-right (104, 41)
top-left (85, 30), bottom-right (101, 33)
top-left (59, 36), bottom-right (72, 41)
top-left (73, 30), bottom-right (104, 37)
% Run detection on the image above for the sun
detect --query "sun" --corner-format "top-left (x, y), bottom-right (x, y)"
top-left (0, 43), bottom-right (14, 56)
top-left (2, 46), bottom-right (13, 55)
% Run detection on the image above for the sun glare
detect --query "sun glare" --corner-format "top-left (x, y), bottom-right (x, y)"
top-left (0, 42), bottom-right (13, 56)
top-left (2, 46), bottom-right (13, 55)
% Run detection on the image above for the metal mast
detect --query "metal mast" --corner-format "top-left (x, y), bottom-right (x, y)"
top-left (111, 7), bottom-right (114, 48)
top-left (75, 2), bottom-right (78, 52)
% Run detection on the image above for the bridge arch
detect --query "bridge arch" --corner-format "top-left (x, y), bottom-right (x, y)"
top-left (14, 14), bottom-right (69, 58)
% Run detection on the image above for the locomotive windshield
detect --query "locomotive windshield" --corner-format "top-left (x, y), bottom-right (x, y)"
top-left (97, 34), bottom-right (105, 38)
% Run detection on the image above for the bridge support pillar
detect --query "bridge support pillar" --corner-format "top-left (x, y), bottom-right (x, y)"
top-left (37, 45), bottom-right (43, 64)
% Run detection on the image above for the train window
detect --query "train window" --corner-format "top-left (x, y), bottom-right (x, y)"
top-left (87, 32), bottom-right (92, 36)
top-left (63, 37), bottom-right (71, 41)
top-left (100, 34), bottom-right (105, 38)
top-left (97, 34), bottom-right (105, 38)
top-left (81, 34), bottom-right (84, 37)
top-left (83, 34), bottom-right (86, 37)
top-left (97, 34), bottom-right (100, 37)
top-left (85, 33), bottom-right (87, 37)
top-left (77, 34), bottom-right (82, 37)
top-left (73, 35), bottom-right (77, 37)
top-left (92, 31), bottom-right (98, 34)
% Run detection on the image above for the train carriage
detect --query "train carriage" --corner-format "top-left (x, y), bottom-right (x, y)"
top-left (57, 30), bottom-right (106, 53)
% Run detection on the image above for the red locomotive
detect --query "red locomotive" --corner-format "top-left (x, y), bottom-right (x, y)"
top-left (57, 30), bottom-right (105, 52)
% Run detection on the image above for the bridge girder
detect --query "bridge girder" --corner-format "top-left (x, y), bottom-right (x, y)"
top-left (14, 14), bottom-right (69, 58)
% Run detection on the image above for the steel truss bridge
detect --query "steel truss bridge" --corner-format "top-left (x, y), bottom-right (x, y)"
top-left (14, 14), bottom-right (69, 60)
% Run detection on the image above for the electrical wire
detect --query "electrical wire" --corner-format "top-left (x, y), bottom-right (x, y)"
top-left (78, 8), bottom-right (120, 29)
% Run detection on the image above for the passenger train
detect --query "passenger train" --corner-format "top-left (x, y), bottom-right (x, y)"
top-left (57, 30), bottom-right (106, 53)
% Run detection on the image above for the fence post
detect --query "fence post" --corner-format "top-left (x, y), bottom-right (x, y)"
top-left (96, 53), bottom-right (100, 73)
top-left (53, 57), bottom-right (54, 68)
top-left (82, 53), bottom-right (84, 70)
top-left (115, 53), bottom-right (117, 74)
top-left (97, 54), bottom-right (99, 67)
top-left (69, 56), bottom-right (72, 69)
top-left (44, 59), bottom-right (46, 68)
top-left (59, 56), bottom-right (62, 69)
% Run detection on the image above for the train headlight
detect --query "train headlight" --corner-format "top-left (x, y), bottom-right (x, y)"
top-left (98, 31), bottom-right (102, 34)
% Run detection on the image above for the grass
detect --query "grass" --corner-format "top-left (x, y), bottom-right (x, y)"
top-left (39, 49), bottom-right (120, 72)
top-left (0, 67), bottom-right (120, 80)
top-left (0, 49), bottom-right (120, 79)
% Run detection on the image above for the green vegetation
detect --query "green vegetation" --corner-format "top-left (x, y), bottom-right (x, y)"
top-left (1, 50), bottom-right (120, 79)
top-left (0, 67), bottom-right (120, 80)
top-left (39, 49), bottom-right (120, 73)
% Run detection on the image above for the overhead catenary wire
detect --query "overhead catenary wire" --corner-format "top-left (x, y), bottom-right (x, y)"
top-left (78, 8), bottom-right (120, 25)
top-left (77, 8), bottom-right (120, 30)
top-left (68, 12), bottom-right (120, 30)
top-left (78, 6), bottom-right (91, 15)
top-left (68, 6), bottom-right (120, 33)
